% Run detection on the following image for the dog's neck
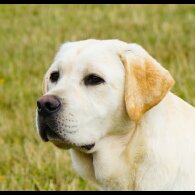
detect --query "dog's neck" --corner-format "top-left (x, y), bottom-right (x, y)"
top-left (70, 120), bottom-right (146, 190)
top-left (70, 92), bottom-right (195, 190)
top-left (70, 93), bottom-right (174, 190)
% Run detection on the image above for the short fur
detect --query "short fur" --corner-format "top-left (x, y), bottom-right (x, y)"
top-left (37, 39), bottom-right (195, 191)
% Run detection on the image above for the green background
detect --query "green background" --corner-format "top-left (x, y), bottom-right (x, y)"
top-left (0, 4), bottom-right (194, 190)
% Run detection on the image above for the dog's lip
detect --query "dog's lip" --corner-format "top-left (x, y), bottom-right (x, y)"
top-left (50, 139), bottom-right (96, 152)
top-left (39, 123), bottom-right (62, 143)
top-left (51, 141), bottom-right (96, 151)
top-left (38, 122), bottom-right (96, 151)
top-left (39, 125), bottom-right (49, 142)
top-left (79, 143), bottom-right (95, 151)
top-left (51, 140), bottom-right (72, 149)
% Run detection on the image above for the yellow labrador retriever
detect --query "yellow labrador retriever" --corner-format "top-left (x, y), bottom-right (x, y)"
top-left (36, 39), bottom-right (195, 190)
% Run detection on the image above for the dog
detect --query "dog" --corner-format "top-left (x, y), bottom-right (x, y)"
top-left (36, 39), bottom-right (195, 190)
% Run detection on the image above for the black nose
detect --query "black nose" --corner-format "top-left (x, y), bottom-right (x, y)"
top-left (37, 95), bottom-right (61, 116)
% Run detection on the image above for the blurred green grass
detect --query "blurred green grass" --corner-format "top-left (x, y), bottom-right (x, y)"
top-left (0, 4), bottom-right (194, 190)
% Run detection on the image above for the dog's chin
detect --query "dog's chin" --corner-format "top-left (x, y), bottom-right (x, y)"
top-left (50, 140), bottom-right (72, 150)
top-left (38, 124), bottom-right (96, 152)
top-left (38, 128), bottom-right (96, 152)
top-left (49, 138), bottom-right (95, 153)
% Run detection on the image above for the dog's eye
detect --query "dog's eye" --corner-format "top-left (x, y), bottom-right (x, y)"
top-left (50, 71), bottom-right (59, 83)
top-left (84, 74), bottom-right (105, 86)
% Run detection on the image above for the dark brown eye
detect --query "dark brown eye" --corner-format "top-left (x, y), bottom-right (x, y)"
top-left (84, 74), bottom-right (105, 86)
top-left (50, 71), bottom-right (59, 83)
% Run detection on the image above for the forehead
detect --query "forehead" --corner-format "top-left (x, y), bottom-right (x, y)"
top-left (50, 40), bottom-right (125, 78)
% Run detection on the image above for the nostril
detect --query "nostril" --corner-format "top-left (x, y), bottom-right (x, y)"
top-left (45, 102), bottom-right (60, 111)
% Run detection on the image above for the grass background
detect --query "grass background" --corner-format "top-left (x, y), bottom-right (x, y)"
top-left (0, 4), bottom-right (195, 190)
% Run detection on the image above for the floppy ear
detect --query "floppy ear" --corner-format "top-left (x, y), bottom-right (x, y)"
top-left (42, 75), bottom-right (49, 94)
top-left (119, 44), bottom-right (175, 122)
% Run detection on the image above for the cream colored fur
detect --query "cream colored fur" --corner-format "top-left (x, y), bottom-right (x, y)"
top-left (39, 39), bottom-right (195, 191)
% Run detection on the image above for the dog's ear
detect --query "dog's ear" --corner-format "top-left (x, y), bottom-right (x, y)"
top-left (42, 75), bottom-right (49, 94)
top-left (119, 44), bottom-right (175, 122)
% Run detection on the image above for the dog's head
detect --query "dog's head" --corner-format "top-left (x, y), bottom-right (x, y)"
top-left (36, 39), bottom-right (174, 152)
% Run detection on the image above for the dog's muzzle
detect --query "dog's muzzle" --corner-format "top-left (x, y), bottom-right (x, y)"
top-left (37, 95), bottom-right (96, 152)
top-left (37, 95), bottom-right (61, 141)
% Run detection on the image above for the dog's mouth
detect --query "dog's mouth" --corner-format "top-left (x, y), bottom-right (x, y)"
top-left (38, 123), bottom-right (95, 151)
top-left (39, 124), bottom-right (59, 142)
top-left (80, 143), bottom-right (95, 150)
top-left (51, 139), bottom-right (95, 152)
top-left (53, 142), bottom-right (95, 152)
